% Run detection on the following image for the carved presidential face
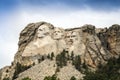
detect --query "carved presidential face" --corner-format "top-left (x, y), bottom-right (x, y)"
top-left (65, 31), bottom-right (79, 45)
top-left (52, 28), bottom-right (64, 40)
top-left (37, 24), bottom-right (51, 38)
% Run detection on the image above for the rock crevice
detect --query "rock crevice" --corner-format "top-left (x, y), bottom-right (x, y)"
top-left (0, 22), bottom-right (120, 80)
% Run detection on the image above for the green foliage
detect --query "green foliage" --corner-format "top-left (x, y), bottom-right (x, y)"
top-left (72, 55), bottom-right (81, 71)
top-left (55, 67), bottom-right (60, 73)
top-left (70, 76), bottom-right (77, 80)
top-left (13, 63), bottom-right (31, 79)
top-left (83, 56), bottom-right (120, 80)
top-left (55, 50), bottom-right (82, 71)
top-left (44, 76), bottom-right (51, 80)
top-left (51, 52), bottom-right (55, 60)
top-left (47, 54), bottom-right (51, 59)
top-left (3, 77), bottom-right (10, 80)
top-left (82, 62), bottom-right (88, 70)
top-left (6, 69), bottom-right (9, 73)
top-left (56, 50), bottom-right (68, 68)
top-left (42, 56), bottom-right (45, 61)
top-left (44, 74), bottom-right (59, 80)
top-left (71, 52), bottom-right (74, 61)
top-left (22, 77), bottom-right (31, 80)
top-left (84, 71), bottom-right (108, 80)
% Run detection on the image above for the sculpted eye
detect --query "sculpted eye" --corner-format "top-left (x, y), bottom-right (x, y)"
top-left (72, 35), bottom-right (76, 37)
top-left (39, 29), bottom-right (42, 31)
top-left (66, 36), bottom-right (70, 38)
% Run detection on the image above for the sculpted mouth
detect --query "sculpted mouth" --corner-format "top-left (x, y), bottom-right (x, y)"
top-left (68, 39), bottom-right (73, 42)
top-left (67, 40), bottom-right (73, 45)
top-left (68, 41), bottom-right (72, 42)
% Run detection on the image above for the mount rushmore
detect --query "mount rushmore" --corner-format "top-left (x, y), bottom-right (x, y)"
top-left (0, 22), bottom-right (120, 80)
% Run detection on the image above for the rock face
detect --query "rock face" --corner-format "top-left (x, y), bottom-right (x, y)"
top-left (15, 60), bottom-right (57, 80)
top-left (0, 22), bottom-right (120, 80)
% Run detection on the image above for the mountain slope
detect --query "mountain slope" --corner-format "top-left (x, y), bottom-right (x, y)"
top-left (0, 22), bottom-right (120, 80)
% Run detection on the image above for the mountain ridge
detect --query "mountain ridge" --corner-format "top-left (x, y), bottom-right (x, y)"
top-left (0, 22), bottom-right (120, 80)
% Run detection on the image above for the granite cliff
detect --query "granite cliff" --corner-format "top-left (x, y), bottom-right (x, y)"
top-left (0, 22), bottom-right (120, 80)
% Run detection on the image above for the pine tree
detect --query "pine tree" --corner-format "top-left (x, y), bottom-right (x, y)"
top-left (51, 52), bottom-right (54, 60)
top-left (22, 77), bottom-right (31, 80)
top-left (73, 55), bottom-right (81, 71)
top-left (70, 76), bottom-right (77, 80)
top-left (42, 56), bottom-right (45, 61)
top-left (47, 54), bottom-right (51, 59)
top-left (56, 50), bottom-right (67, 68)
top-left (71, 51), bottom-right (74, 60)
top-left (3, 78), bottom-right (10, 80)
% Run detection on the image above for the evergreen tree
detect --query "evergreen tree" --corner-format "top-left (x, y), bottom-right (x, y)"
top-left (70, 76), bottom-right (77, 80)
top-left (44, 76), bottom-right (51, 80)
top-left (51, 52), bottom-right (54, 60)
top-left (56, 50), bottom-right (67, 68)
top-left (55, 67), bottom-right (60, 73)
top-left (13, 63), bottom-right (31, 79)
top-left (3, 78), bottom-right (10, 80)
top-left (22, 77), bottom-right (31, 80)
top-left (38, 59), bottom-right (41, 63)
top-left (47, 54), bottom-right (51, 59)
top-left (73, 55), bottom-right (81, 71)
top-left (44, 74), bottom-right (58, 80)
top-left (71, 51), bottom-right (74, 60)
top-left (83, 56), bottom-right (120, 80)
top-left (42, 56), bottom-right (45, 61)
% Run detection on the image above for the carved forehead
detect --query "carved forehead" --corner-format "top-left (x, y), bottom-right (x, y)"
top-left (38, 23), bottom-right (54, 30)
top-left (66, 31), bottom-right (78, 36)
top-left (54, 27), bottom-right (64, 32)
top-left (72, 31), bottom-right (78, 35)
top-left (38, 24), bottom-right (49, 29)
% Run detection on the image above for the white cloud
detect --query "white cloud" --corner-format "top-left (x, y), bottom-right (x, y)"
top-left (0, 7), bottom-right (120, 68)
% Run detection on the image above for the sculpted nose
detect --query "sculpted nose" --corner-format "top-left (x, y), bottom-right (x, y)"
top-left (70, 36), bottom-right (72, 39)
top-left (70, 39), bottom-right (73, 41)
top-left (55, 32), bottom-right (58, 35)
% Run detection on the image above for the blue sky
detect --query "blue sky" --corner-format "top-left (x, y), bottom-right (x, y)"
top-left (0, 0), bottom-right (120, 68)
top-left (1, 0), bottom-right (120, 14)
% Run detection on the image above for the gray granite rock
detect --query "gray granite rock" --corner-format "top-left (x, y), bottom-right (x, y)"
top-left (1, 22), bottom-right (120, 80)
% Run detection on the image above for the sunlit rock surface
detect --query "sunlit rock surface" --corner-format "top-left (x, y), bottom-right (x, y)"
top-left (0, 22), bottom-right (120, 80)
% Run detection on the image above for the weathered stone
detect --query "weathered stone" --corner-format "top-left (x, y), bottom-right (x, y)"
top-left (1, 22), bottom-right (120, 80)
top-left (15, 60), bottom-right (57, 80)
top-left (57, 64), bottom-right (84, 80)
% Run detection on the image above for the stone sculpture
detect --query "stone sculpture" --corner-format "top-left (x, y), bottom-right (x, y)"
top-left (1, 22), bottom-right (120, 80)
top-left (52, 27), bottom-right (64, 40)
top-left (22, 23), bottom-right (57, 57)
top-left (52, 27), bottom-right (66, 53)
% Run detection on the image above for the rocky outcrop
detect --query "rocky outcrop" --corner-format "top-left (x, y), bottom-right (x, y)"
top-left (57, 64), bottom-right (84, 80)
top-left (107, 24), bottom-right (120, 56)
top-left (0, 22), bottom-right (120, 80)
top-left (15, 60), bottom-right (84, 80)
top-left (15, 60), bottom-right (57, 80)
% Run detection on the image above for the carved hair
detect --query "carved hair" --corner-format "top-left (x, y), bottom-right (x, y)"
top-left (34, 22), bottom-right (54, 40)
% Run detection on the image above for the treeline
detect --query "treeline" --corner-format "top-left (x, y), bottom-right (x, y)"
top-left (44, 74), bottom-right (77, 80)
top-left (12, 63), bottom-right (31, 79)
top-left (4, 50), bottom-right (120, 80)
top-left (55, 50), bottom-right (82, 72)
top-left (83, 56), bottom-right (120, 80)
